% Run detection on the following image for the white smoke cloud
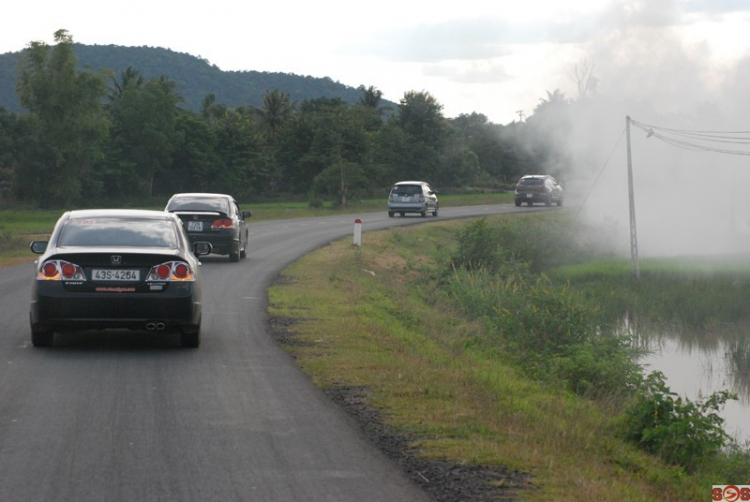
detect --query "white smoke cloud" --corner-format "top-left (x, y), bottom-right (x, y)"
top-left (568, 0), bottom-right (750, 258)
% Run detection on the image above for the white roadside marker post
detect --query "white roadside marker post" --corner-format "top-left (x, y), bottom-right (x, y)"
top-left (353, 218), bottom-right (362, 247)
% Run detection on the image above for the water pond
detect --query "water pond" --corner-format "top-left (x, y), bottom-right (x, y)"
top-left (632, 322), bottom-right (750, 446)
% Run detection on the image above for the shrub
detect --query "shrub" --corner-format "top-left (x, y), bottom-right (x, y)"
top-left (449, 218), bottom-right (505, 273)
top-left (308, 197), bottom-right (323, 209)
top-left (441, 264), bottom-right (641, 397)
top-left (623, 371), bottom-right (737, 472)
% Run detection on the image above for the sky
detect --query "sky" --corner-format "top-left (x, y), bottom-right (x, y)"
top-left (1, 0), bottom-right (749, 125)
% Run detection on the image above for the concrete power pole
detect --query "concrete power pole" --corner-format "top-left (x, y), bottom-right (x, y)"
top-left (626, 116), bottom-right (640, 278)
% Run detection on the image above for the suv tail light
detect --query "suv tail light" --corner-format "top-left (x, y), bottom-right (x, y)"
top-left (37, 260), bottom-right (86, 281)
top-left (146, 261), bottom-right (195, 282)
top-left (211, 219), bottom-right (233, 230)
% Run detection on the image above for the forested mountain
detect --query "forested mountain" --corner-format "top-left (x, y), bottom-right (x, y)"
top-left (0, 44), bottom-right (392, 113)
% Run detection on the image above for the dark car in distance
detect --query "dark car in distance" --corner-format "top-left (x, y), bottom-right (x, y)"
top-left (29, 209), bottom-right (212, 348)
top-left (165, 193), bottom-right (251, 262)
top-left (514, 175), bottom-right (563, 207)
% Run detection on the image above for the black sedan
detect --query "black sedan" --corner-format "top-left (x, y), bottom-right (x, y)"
top-left (29, 209), bottom-right (211, 348)
top-left (165, 193), bottom-right (251, 262)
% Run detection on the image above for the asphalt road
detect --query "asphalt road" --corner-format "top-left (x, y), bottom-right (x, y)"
top-left (0, 204), bottom-right (547, 502)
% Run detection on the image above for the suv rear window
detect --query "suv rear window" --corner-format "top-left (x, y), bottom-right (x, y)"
top-left (519, 178), bottom-right (544, 186)
top-left (392, 185), bottom-right (422, 195)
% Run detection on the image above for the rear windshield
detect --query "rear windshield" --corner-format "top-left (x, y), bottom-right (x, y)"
top-left (58, 218), bottom-right (178, 248)
top-left (391, 185), bottom-right (422, 195)
top-left (167, 197), bottom-right (229, 213)
top-left (519, 178), bottom-right (544, 185)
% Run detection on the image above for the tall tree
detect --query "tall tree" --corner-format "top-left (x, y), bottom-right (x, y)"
top-left (212, 108), bottom-right (269, 197)
top-left (108, 66), bottom-right (144, 102)
top-left (165, 112), bottom-right (218, 194)
top-left (200, 93), bottom-right (227, 126)
top-left (572, 59), bottom-right (599, 99)
top-left (107, 75), bottom-right (181, 196)
top-left (15, 29), bottom-right (109, 206)
top-left (257, 89), bottom-right (294, 140)
top-left (0, 107), bottom-right (19, 199)
top-left (450, 113), bottom-right (506, 182)
top-left (310, 105), bottom-right (369, 207)
top-left (356, 85), bottom-right (388, 132)
top-left (396, 90), bottom-right (447, 182)
top-left (358, 85), bottom-right (383, 110)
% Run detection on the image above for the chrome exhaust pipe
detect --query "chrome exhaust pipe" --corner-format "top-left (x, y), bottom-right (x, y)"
top-left (146, 322), bottom-right (156, 330)
top-left (155, 323), bottom-right (165, 331)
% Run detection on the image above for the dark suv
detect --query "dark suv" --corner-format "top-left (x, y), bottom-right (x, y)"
top-left (514, 175), bottom-right (563, 207)
top-left (165, 193), bottom-right (251, 262)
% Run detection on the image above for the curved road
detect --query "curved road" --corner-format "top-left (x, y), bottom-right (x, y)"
top-left (0, 204), bottom-right (546, 502)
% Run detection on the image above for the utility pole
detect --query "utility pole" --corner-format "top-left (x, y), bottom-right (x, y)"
top-left (626, 116), bottom-right (640, 278)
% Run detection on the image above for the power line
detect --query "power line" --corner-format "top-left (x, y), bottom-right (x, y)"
top-left (629, 119), bottom-right (750, 156)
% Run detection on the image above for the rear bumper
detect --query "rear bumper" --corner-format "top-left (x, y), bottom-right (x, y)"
top-left (186, 233), bottom-right (238, 255)
top-left (388, 202), bottom-right (428, 213)
top-left (515, 192), bottom-right (551, 203)
top-left (30, 282), bottom-right (201, 332)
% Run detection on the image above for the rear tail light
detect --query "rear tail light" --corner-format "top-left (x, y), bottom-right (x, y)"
top-left (37, 260), bottom-right (86, 281)
top-left (173, 263), bottom-right (190, 279)
top-left (155, 264), bottom-right (171, 279)
top-left (211, 219), bottom-right (233, 230)
top-left (146, 261), bottom-right (195, 282)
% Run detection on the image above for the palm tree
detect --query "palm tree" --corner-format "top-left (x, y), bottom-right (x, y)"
top-left (200, 93), bottom-right (227, 126)
top-left (108, 66), bottom-right (144, 102)
top-left (152, 75), bottom-right (184, 105)
top-left (258, 89), bottom-right (294, 140)
top-left (358, 85), bottom-right (383, 110)
top-left (538, 89), bottom-right (567, 106)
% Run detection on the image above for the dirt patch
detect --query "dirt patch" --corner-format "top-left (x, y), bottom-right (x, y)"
top-left (268, 315), bottom-right (316, 348)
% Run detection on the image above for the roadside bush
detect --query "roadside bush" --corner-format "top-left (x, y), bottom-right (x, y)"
top-left (442, 265), bottom-right (641, 397)
top-left (308, 197), bottom-right (323, 209)
top-left (546, 332), bottom-right (642, 398)
top-left (623, 371), bottom-right (737, 472)
top-left (449, 218), bottom-right (505, 273)
top-left (448, 213), bottom-right (602, 277)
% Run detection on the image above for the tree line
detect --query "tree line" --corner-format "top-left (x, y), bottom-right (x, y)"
top-left (0, 30), bottom-right (577, 208)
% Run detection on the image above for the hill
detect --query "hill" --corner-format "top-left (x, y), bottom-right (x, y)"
top-left (0, 44), bottom-right (392, 114)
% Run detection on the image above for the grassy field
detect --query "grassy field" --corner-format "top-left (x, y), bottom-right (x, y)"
top-left (267, 213), bottom-right (750, 501)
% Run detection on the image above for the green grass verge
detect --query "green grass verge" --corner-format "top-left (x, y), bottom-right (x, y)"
top-left (267, 218), bottom-right (709, 501)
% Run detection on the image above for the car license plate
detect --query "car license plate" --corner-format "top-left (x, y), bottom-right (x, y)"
top-left (188, 221), bottom-right (203, 231)
top-left (92, 269), bottom-right (140, 281)
top-left (526, 193), bottom-right (533, 198)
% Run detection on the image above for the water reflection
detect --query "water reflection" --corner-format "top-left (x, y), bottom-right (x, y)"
top-left (624, 315), bottom-right (750, 445)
